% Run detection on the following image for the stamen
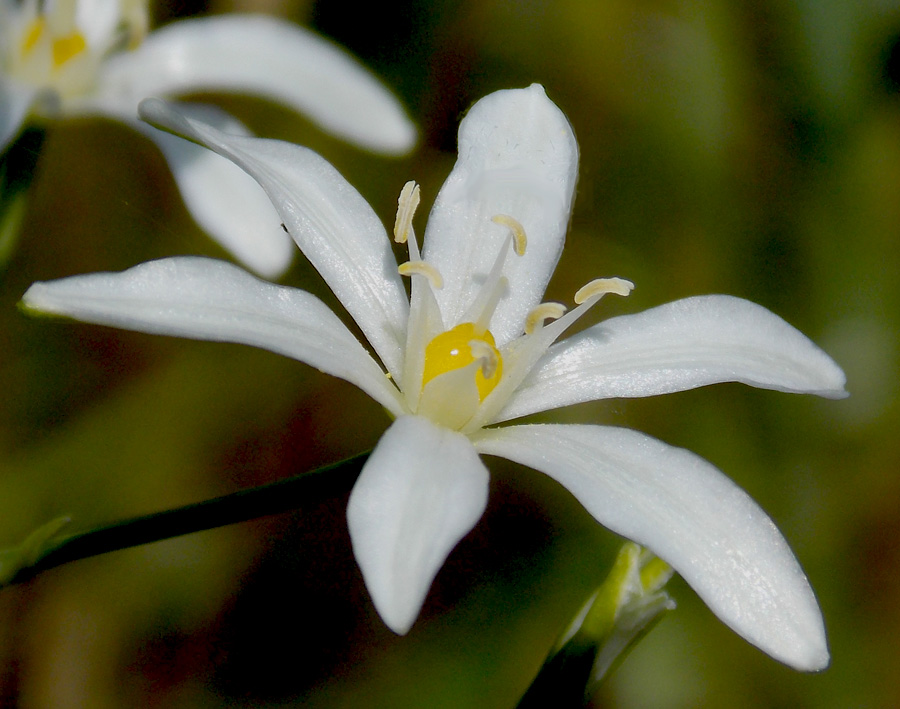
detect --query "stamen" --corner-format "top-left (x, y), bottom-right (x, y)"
top-left (574, 277), bottom-right (634, 304)
top-left (469, 339), bottom-right (500, 380)
top-left (492, 214), bottom-right (527, 256)
top-left (524, 302), bottom-right (567, 335)
top-left (468, 214), bottom-right (528, 334)
top-left (399, 260), bottom-right (443, 290)
top-left (473, 276), bottom-right (507, 336)
top-left (393, 180), bottom-right (420, 245)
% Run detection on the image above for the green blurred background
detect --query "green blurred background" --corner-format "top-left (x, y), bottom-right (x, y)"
top-left (2, 0), bottom-right (899, 705)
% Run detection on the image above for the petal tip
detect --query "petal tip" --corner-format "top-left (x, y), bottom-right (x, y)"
top-left (379, 605), bottom-right (417, 636)
top-left (18, 283), bottom-right (54, 316)
top-left (779, 631), bottom-right (830, 672)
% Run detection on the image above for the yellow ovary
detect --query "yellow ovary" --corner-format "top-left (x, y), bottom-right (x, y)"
top-left (422, 323), bottom-right (502, 401)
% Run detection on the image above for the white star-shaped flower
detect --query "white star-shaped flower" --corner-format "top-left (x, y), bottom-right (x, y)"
top-left (1, 0), bottom-right (415, 277)
top-left (22, 84), bottom-right (846, 671)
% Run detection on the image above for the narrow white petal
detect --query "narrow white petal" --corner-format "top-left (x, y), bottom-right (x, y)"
top-left (139, 98), bottom-right (409, 379)
top-left (348, 415), bottom-right (489, 634)
top-left (421, 84), bottom-right (578, 345)
top-left (497, 295), bottom-right (848, 422)
top-left (136, 107), bottom-right (295, 279)
top-left (92, 15), bottom-right (415, 153)
top-left (473, 424), bottom-right (829, 671)
top-left (1, 79), bottom-right (39, 153)
top-left (21, 257), bottom-right (404, 415)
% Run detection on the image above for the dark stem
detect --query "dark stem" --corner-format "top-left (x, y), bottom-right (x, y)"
top-left (8, 452), bottom-right (368, 585)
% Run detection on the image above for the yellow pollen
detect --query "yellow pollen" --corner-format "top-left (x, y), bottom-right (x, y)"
top-left (52, 32), bottom-right (87, 68)
top-left (21, 19), bottom-right (45, 55)
top-left (492, 214), bottom-right (527, 255)
top-left (422, 323), bottom-right (503, 401)
top-left (398, 260), bottom-right (443, 289)
top-left (574, 277), bottom-right (634, 304)
top-left (393, 180), bottom-right (420, 244)
top-left (525, 302), bottom-right (567, 335)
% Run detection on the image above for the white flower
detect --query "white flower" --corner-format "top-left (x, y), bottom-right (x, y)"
top-left (21, 84), bottom-right (846, 672)
top-left (1, 0), bottom-right (416, 277)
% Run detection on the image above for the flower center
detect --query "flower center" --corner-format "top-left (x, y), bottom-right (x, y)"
top-left (422, 323), bottom-right (502, 402)
top-left (5, 0), bottom-right (148, 98)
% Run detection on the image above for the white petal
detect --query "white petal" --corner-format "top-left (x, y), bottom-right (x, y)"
top-left (421, 84), bottom-right (578, 345)
top-left (140, 98), bottom-right (409, 379)
top-left (1, 79), bottom-right (39, 153)
top-left (92, 15), bottom-right (415, 154)
top-left (473, 424), bottom-right (829, 671)
top-left (347, 415), bottom-right (489, 634)
top-left (21, 257), bottom-right (404, 415)
top-left (74, 0), bottom-right (121, 49)
top-left (135, 107), bottom-right (295, 279)
top-left (497, 295), bottom-right (849, 422)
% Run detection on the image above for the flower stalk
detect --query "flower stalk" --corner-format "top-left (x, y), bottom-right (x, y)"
top-left (0, 451), bottom-right (368, 587)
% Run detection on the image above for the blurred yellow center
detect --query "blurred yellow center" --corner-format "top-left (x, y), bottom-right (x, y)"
top-left (18, 17), bottom-right (87, 68)
top-left (422, 323), bottom-right (502, 401)
top-left (52, 32), bottom-right (87, 67)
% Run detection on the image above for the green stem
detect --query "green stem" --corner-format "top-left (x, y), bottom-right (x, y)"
top-left (5, 451), bottom-right (369, 585)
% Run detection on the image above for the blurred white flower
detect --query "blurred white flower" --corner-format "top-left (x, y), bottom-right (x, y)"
top-left (22, 84), bottom-right (846, 671)
top-left (1, 0), bottom-right (416, 276)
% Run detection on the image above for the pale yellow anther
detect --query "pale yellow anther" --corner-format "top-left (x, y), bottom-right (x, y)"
top-left (398, 260), bottom-right (443, 290)
top-left (492, 214), bottom-right (527, 256)
top-left (393, 180), bottom-right (420, 244)
top-left (469, 339), bottom-right (500, 380)
top-left (574, 277), bottom-right (635, 304)
top-left (525, 302), bottom-right (568, 335)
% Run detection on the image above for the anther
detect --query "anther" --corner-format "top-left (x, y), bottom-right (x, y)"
top-left (399, 260), bottom-right (443, 290)
top-left (525, 302), bottom-right (568, 335)
top-left (393, 180), bottom-right (420, 245)
top-left (469, 339), bottom-right (500, 380)
top-left (492, 214), bottom-right (527, 256)
top-left (574, 277), bottom-right (634, 304)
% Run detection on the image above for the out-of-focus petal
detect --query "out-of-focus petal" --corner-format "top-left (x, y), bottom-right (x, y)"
top-left (473, 423), bottom-right (829, 671)
top-left (74, 0), bottom-right (123, 49)
top-left (140, 98), bottom-right (409, 379)
top-left (1, 79), bottom-right (39, 153)
top-left (496, 295), bottom-right (848, 422)
top-left (91, 15), bottom-right (415, 154)
top-left (21, 257), bottom-right (404, 415)
top-left (421, 84), bottom-right (578, 345)
top-left (347, 415), bottom-right (489, 634)
top-left (134, 105), bottom-right (295, 279)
